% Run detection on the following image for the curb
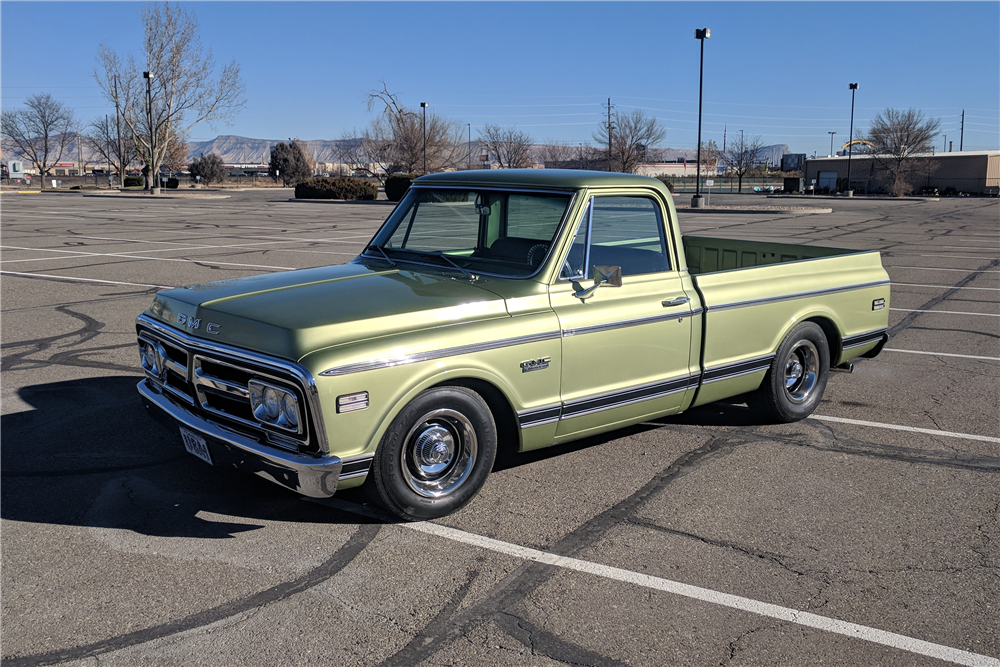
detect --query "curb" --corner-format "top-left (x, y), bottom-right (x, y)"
top-left (767, 194), bottom-right (940, 202)
top-left (676, 206), bottom-right (833, 214)
top-left (287, 198), bottom-right (396, 205)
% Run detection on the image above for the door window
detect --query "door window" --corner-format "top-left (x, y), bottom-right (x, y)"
top-left (561, 196), bottom-right (671, 279)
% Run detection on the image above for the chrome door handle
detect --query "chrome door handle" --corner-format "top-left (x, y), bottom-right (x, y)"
top-left (661, 296), bottom-right (690, 308)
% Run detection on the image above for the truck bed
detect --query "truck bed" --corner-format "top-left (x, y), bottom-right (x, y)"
top-left (682, 236), bottom-right (891, 407)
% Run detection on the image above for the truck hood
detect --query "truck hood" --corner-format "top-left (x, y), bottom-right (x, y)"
top-left (144, 263), bottom-right (509, 360)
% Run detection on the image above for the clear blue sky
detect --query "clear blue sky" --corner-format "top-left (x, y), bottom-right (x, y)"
top-left (3, 1), bottom-right (998, 156)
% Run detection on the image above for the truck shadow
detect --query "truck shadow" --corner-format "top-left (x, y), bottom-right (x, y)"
top-left (493, 400), bottom-right (767, 471)
top-left (0, 377), bottom-right (379, 538)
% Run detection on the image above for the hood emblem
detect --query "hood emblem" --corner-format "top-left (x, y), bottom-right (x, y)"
top-left (176, 313), bottom-right (221, 334)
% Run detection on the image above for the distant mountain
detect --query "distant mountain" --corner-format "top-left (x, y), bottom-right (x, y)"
top-left (5, 133), bottom-right (793, 168)
top-left (185, 135), bottom-right (357, 164)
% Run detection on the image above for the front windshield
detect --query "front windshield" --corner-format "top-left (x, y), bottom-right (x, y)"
top-left (365, 187), bottom-right (573, 278)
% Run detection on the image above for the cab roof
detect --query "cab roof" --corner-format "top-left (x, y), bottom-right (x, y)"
top-left (413, 168), bottom-right (670, 193)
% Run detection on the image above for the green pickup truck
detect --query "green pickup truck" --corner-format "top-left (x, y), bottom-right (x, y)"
top-left (137, 170), bottom-right (890, 520)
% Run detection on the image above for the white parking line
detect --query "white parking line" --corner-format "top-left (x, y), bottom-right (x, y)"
top-left (884, 348), bottom-right (1000, 362)
top-left (0, 245), bottom-right (296, 271)
top-left (888, 266), bottom-right (1000, 274)
top-left (810, 415), bottom-right (1000, 443)
top-left (0, 270), bottom-right (172, 289)
top-left (892, 283), bottom-right (1000, 291)
top-left (890, 308), bottom-right (1000, 317)
top-left (69, 235), bottom-right (358, 257)
top-left (312, 498), bottom-right (998, 667)
top-left (918, 254), bottom-right (1000, 260)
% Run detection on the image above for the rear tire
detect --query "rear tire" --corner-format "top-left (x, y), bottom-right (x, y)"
top-left (748, 322), bottom-right (830, 423)
top-left (368, 386), bottom-right (496, 521)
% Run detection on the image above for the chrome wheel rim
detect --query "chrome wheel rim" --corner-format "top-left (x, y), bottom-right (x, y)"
top-left (401, 409), bottom-right (477, 498)
top-left (783, 340), bottom-right (819, 404)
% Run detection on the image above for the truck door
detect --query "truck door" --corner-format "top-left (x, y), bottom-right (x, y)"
top-left (550, 194), bottom-right (696, 440)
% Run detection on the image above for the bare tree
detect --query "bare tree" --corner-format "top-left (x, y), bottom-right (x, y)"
top-left (860, 108), bottom-right (940, 196)
top-left (593, 109), bottom-right (665, 174)
top-left (479, 124), bottom-right (534, 169)
top-left (700, 139), bottom-right (721, 173)
top-left (362, 82), bottom-right (464, 178)
top-left (94, 2), bottom-right (245, 192)
top-left (85, 114), bottom-right (137, 187)
top-left (722, 133), bottom-right (766, 193)
top-left (1, 93), bottom-right (77, 180)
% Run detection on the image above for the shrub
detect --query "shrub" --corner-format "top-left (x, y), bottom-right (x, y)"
top-left (165, 177), bottom-right (179, 189)
top-left (384, 174), bottom-right (416, 202)
top-left (294, 177), bottom-right (378, 201)
top-left (653, 174), bottom-right (674, 193)
top-left (123, 176), bottom-right (144, 188)
top-left (188, 153), bottom-right (228, 185)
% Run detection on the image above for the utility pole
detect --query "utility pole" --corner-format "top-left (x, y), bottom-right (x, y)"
top-left (607, 98), bottom-right (613, 172)
top-left (960, 110), bottom-right (964, 151)
top-left (846, 83), bottom-right (859, 197)
top-left (467, 123), bottom-right (472, 170)
top-left (692, 28), bottom-right (710, 208)
top-left (420, 102), bottom-right (429, 174)
top-left (828, 131), bottom-right (837, 157)
top-left (105, 114), bottom-right (111, 188)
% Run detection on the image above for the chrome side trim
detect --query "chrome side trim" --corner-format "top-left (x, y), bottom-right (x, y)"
top-left (701, 354), bottom-right (774, 384)
top-left (562, 310), bottom-right (693, 337)
top-left (136, 313), bottom-right (330, 455)
top-left (139, 379), bottom-right (341, 498)
top-left (706, 280), bottom-right (890, 313)
top-left (410, 185), bottom-right (575, 196)
top-left (517, 375), bottom-right (696, 427)
top-left (320, 330), bottom-right (561, 377)
top-left (517, 404), bottom-right (562, 428)
top-left (339, 454), bottom-right (375, 479)
top-left (843, 327), bottom-right (888, 349)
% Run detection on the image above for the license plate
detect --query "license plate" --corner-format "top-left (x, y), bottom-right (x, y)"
top-left (180, 428), bottom-right (213, 465)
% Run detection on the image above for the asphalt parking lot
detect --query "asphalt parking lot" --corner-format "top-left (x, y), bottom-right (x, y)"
top-left (2, 189), bottom-right (997, 667)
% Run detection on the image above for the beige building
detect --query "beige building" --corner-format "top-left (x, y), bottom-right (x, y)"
top-left (804, 150), bottom-right (999, 195)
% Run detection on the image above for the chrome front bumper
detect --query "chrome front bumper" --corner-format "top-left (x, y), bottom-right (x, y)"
top-left (138, 379), bottom-right (342, 498)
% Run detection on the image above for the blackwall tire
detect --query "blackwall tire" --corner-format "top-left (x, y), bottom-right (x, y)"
top-left (369, 386), bottom-right (497, 521)
top-left (748, 322), bottom-right (830, 423)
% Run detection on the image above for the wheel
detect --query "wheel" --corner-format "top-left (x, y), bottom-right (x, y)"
top-left (368, 386), bottom-right (497, 521)
top-left (748, 322), bottom-right (830, 423)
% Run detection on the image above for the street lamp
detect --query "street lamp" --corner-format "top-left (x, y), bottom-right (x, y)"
top-left (467, 123), bottom-right (472, 171)
top-left (846, 83), bottom-right (859, 196)
top-left (692, 28), bottom-right (710, 209)
top-left (420, 102), bottom-right (429, 174)
top-left (143, 71), bottom-right (156, 194)
top-left (828, 131), bottom-right (837, 157)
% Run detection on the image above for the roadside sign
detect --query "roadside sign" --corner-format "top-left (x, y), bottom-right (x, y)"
top-left (706, 179), bottom-right (714, 187)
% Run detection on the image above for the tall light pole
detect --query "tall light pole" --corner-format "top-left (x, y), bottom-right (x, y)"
top-left (143, 71), bottom-right (157, 194)
top-left (420, 102), bottom-right (428, 174)
top-left (467, 123), bottom-right (472, 170)
top-left (846, 83), bottom-right (859, 196)
top-left (828, 131), bottom-right (837, 157)
top-left (692, 28), bottom-right (710, 208)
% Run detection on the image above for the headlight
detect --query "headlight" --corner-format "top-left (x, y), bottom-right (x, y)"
top-left (281, 393), bottom-right (299, 428)
top-left (139, 340), bottom-right (166, 379)
top-left (249, 380), bottom-right (301, 433)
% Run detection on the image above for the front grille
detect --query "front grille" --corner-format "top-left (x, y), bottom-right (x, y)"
top-left (138, 325), bottom-right (318, 454)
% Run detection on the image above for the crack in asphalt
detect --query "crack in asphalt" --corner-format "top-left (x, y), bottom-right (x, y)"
top-left (0, 523), bottom-right (381, 667)
top-left (375, 436), bottom-right (741, 666)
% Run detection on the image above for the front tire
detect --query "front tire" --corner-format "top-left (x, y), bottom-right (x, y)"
top-left (369, 386), bottom-right (497, 521)
top-left (748, 322), bottom-right (830, 423)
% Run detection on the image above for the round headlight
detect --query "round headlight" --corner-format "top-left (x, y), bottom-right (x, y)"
top-left (142, 343), bottom-right (157, 372)
top-left (281, 393), bottom-right (299, 428)
top-left (263, 387), bottom-right (281, 420)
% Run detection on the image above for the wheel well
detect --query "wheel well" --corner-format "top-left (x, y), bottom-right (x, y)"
top-left (805, 316), bottom-right (841, 367)
top-left (436, 378), bottom-right (519, 459)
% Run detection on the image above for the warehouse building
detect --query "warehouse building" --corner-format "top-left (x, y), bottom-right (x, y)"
top-left (804, 150), bottom-right (999, 195)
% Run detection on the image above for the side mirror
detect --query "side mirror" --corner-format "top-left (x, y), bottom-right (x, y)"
top-left (573, 265), bottom-right (622, 300)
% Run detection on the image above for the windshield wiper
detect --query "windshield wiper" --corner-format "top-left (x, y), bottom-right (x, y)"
top-left (398, 249), bottom-right (473, 280)
top-left (364, 244), bottom-right (396, 267)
